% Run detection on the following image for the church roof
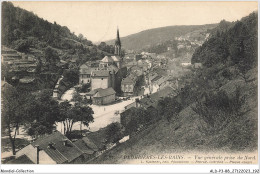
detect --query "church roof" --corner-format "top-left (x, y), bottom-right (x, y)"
top-left (101, 56), bottom-right (114, 63)
top-left (111, 56), bottom-right (121, 62)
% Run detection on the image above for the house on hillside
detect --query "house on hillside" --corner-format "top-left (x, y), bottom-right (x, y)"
top-left (138, 86), bottom-right (176, 109)
top-left (181, 62), bottom-right (192, 67)
top-left (92, 87), bottom-right (116, 105)
top-left (120, 87), bottom-right (176, 130)
top-left (17, 76), bottom-right (40, 91)
top-left (121, 75), bottom-right (138, 97)
top-left (121, 71), bottom-right (143, 97)
top-left (151, 76), bottom-right (169, 93)
top-left (194, 63), bottom-right (203, 69)
top-left (79, 64), bottom-right (94, 84)
top-left (15, 131), bottom-right (84, 164)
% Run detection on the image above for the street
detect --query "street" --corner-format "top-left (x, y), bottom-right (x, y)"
top-left (57, 87), bottom-right (141, 132)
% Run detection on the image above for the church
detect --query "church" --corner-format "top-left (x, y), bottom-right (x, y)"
top-left (79, 28), bottom-right (127, 97)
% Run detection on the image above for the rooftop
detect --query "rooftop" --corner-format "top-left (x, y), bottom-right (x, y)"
top-left (101, 56), bottom-right (114, 63)
top-left (151, 75), bottom-right (162, 83)
top-left (82, 137), bottom-right (99, 152)
top-left (139, 86), bottom-right (176, 109)
top-left (93, 87), bottom-right (116, 98)
top-left (74, 139), bottom-right (95, 155)
top-left (92, 70), bottom-right (110, 77)
top-left (7, 154), bottom-right (34, 164)
top-left (121, 75), bottom-right (137, 84)
top-left (19, 77), bottom-right (35, 84)
top-left (156, 76), bottom-right (169, 86)
top-left (111, 56), bottom-right (121, 62)
top-left (86, 88), bottom-right (100, 96)
top-left (31, 131), bottom-right (83, 164)
top-left (100, 64), bottom-right (119, 74)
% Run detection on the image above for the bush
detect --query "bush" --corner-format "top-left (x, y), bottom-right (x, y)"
top-left (13, 39), bottom-right (31, 52)
top-left (105, 122), bottom-right (123, 144)
top-left (192, 87), bottom-right (245, 134)
top-left (158, 97), bottom-right (182, 122)
top-left (80, 83), bottom-right (90, 93)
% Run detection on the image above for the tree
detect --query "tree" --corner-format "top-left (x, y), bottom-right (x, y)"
top-left (13, 39), bottom-right (31, 53)
top-left (58, 101), bottom-right (94, 138)
top-left (71, 91), bottom-right (92, 134)
top-left (1, 83), bottom-right (31, 155)
top-left (44, 46), bottom-right (60, 71)
top-left (78, 33), bottom-right (84, 42)
top-left (27, 89), bottom-right (60, 138)
top-left (105, 122), bottom-right (123, 144)
top-left (121, 107), bottom-right (149, 135)
top-left (158, 97), bottom-right (182, 122)
top-left (62, 69), bottom-right (79, 87)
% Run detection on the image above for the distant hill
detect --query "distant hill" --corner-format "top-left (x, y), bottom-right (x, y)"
top-left (106, 24), bottom-right (217, 51)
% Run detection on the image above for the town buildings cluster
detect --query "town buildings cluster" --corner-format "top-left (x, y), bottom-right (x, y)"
top-left (4, 28), bottom-right (203, 164)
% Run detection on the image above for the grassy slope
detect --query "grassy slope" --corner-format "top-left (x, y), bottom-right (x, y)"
top-left (89, 68), bottom-right (257, 164)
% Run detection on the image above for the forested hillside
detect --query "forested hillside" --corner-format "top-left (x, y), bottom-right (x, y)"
top-left (1, 2), bottom-right (119, 93)
top-left (192, 12), bottom-right (257, 71)
top-left (90, 12), bottom-right (258, 164)
top-left (1, 2), bottom-right (112, 64)
top-left (106, 24), bottom-right (217, 51)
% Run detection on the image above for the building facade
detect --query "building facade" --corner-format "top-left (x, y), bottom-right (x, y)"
top-left (92, 87), bottom-right (116, 105)
top-left (91, 70), bottom-right (112, 90)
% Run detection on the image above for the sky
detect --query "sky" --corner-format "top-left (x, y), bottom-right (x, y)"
top-left (12, 1), bottom-right (258, 43)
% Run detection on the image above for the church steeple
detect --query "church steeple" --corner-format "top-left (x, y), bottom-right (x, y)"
top-left (114, 27), bottom-right (121, 56)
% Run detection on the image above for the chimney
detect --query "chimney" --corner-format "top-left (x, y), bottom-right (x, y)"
top-left (48, 142), bottom-right (55, 149)
top-left (63, 139), bottom-right (68, 146)
top-left (35, 145), bottom-right (40, 164)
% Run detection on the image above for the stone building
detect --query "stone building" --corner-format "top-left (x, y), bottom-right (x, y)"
top-left (92, 87), bottom-right (116, 105)
top-left (79, 64), bottom-right (92, 84)
top-left (91, 70), bottom-right (113, 91)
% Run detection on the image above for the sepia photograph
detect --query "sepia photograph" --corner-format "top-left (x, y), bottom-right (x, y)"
top-left (0, 0), bottom-right (258, 172)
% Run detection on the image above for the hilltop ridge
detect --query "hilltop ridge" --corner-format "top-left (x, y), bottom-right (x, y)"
top-left (106, 24), bottom-right (217, 51)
